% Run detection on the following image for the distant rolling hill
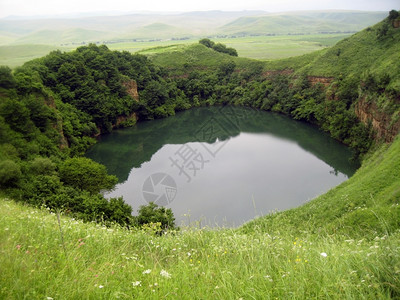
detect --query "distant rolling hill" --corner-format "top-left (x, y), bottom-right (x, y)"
top-left (0, 10), bottom-right (389, 45)
top-left (120, 23), bottom-right (190, 40)
top-left (14, 28), bottom-right (111, 45)
top-left (219, 11), bottom-right (388, 35)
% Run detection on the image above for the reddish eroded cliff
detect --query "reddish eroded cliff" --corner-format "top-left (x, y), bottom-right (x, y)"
top-left (122, 79), bottom-right (139, 102)
top-left (42, 95), bottom-right (69, 148)
top-left (307, 76), bottom-right (334, 87)
top-left (114, 112), bottom-right (138, 129)
top-left (355, 97), bottom-right (400, 142)
top-left (262, 69), bottom-right (294, 77)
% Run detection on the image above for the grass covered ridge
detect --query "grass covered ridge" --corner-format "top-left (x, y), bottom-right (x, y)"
top-left (1, 135), bottom-right (399, 299)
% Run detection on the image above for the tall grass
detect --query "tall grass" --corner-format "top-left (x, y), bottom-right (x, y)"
top-left (1, 197), bottom-right (399, 299)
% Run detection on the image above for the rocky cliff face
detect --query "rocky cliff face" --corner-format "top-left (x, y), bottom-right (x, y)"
top-left (308, 76), bottom-right (334, 87)
top-left (303, 75), bottom-right (399, 142)
top-left (42, 94), bottom-right (69, 148)
top-left (263, 70), bottom-right (294, 77)
top-left (123, 79), bottom-right (139, 102)
top-left (111, 79), bottom-right (140, 129)
top-left (355, 97), bottom-right (400, 142)
top-left (113, 112), bottom-right (137, 129)
top-left (262, 71), bottom-right (399, 142)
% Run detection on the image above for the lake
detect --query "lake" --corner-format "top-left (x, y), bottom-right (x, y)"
top-left (86, 106), bottom-right (359, 227)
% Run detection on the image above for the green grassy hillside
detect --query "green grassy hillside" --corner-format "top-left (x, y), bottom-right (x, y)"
top-left (0, 44), bottom-right (70, 68)
top-left (14, 28), bottom-right (112, 45)
top-left (120, 23), bottom-right (190, 40)
top-left (297, 23), bottom-right (400, 79)
top-left (273, 15), bottom-right (400, 143)
top-left (149, 15), bottom-right (400, 80)
top-left (144, 43), bottom-right (254, 70)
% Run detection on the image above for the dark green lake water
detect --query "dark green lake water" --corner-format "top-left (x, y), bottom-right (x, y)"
top-left (86, 106), bottom-right (359, 227)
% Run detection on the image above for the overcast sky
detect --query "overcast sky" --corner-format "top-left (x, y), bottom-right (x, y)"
top-left (0, 0), bottom-right (398, 18)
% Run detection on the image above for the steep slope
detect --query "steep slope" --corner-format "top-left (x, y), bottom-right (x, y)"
top-left (297, 19), bottom-right (400, 78)
top-left (299, 15), bottom-right (400, 142)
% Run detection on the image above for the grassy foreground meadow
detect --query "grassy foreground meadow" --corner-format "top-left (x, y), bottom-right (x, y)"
top-left (1, 137), bottom-right (400, 299)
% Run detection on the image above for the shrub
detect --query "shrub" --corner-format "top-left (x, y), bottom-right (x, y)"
top-left (135, 202), bottom-right (176, 231)
top-left (29, 157), bottom-right (56, 176)
top-left (199, 38), bottom-right (215, 48)
top-left (0, 160), bottom-right (21, 187)
top-left (59, 157), bottom-right (117, 194)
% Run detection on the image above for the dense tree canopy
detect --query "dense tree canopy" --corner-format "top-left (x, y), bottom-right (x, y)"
top-left (199, 39), bottom-right (238, 56)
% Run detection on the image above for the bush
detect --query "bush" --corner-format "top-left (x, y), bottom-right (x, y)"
top-left (199, 38), bottom-right (215, 48)
top-left (199, 39), bottom-right (238, 56)
top-left (29, 157), bottom-right (56, 176)
top-left (212, 43), bottom-right (238, 57)
top-left (59, 157), bottom-right (117, 194)
top-left (388, 10), bottom-right (399, 21)
top-left (135, 202), bottom-right (176, 232)
top-left (107, 197), bottom-right (133, 225)
top-left (0, 66), bottom-right (16, 89)
top-left (0, 160), bottom-right (21, 187)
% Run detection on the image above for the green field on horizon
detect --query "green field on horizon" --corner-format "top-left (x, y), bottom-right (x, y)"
top-left (0, 33), bottom-right (351, 68)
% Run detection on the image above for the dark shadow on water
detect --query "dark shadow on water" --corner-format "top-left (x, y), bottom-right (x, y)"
top-left (86, 106), bottom-right (359, 183)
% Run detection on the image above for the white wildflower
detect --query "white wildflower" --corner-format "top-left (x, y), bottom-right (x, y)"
top-left (160, 269), bottom-right (171, 278)
top-left (320, 252), bottom-right (328, 257)
top-left (132, 281), bottom-right (141, 287)
top-left (143, 269), bottom-right (152, 274)
top-left (98, 285), bottom-right (104, 289)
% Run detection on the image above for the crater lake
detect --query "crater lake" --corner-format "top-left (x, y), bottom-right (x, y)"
top-left (86, 106), bottom-right (359, 227)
